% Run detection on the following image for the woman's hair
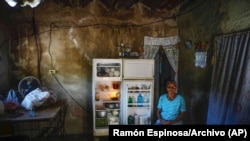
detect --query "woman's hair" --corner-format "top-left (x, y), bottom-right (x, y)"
top-left (166, 80), bottom-right (176, 87)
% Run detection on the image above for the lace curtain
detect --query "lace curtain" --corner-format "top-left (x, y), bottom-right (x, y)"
top-left (143, 35), bottom-right (180, 81)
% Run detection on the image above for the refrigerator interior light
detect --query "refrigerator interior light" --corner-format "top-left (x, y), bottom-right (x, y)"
top-left (109, 92), bottom-right (118, 100)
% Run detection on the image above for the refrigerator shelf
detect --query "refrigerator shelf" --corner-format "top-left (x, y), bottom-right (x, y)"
top-left (128, 91), bottom-right (151, 93)
top-left (102, 100), bottom-right (120, 103)
top-left (95, 117), bottom-right (107, 119)
top-left (128, 104), bottom-right (151, 107)
top-left (104, 108), bottom-right (120, 111)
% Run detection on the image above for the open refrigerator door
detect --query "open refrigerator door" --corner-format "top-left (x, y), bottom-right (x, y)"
top-left (122, 80), bottom-right (154, 125)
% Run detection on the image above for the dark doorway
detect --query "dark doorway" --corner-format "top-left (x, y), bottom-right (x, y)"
top-left (153, 46), bottom-right (175, 123)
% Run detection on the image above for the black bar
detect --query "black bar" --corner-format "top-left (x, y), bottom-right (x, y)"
top-left (109, 125), bottom-right (250, 140)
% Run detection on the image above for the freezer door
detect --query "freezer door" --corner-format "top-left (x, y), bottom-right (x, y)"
top-left (123, 59), bottom-right (154, 79)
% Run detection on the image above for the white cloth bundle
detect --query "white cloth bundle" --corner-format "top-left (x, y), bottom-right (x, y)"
top-left (21, 88), bottom-right (50, 110)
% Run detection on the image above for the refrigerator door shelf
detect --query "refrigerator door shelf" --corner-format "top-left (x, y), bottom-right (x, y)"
top-left (122, 79), bottom-right (154, 125)
top-left (128, 103), bottom-right (151, 107)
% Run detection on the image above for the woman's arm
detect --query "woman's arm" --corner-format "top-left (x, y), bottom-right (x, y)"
top-left (156, 108), bottom-right (171, 125)
top-left (169, 112), bottom-right (185, 125)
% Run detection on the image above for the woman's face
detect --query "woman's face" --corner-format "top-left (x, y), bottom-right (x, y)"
top-left (166, 82), bottom-right (176, 98)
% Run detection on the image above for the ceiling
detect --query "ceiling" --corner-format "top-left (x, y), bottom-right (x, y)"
top-left (55, 0), bottom-right (186, 10)
top-left (2, 0), bottom-right (187, 11)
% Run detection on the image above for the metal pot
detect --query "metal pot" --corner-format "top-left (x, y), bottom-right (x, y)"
top-left (96, 110), bottom-right (107, 118)
top-left (104, 103), bottom-right (117, 109)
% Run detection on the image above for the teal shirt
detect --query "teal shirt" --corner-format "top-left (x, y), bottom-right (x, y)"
top-left (157, 94), bottom-right (186, 124)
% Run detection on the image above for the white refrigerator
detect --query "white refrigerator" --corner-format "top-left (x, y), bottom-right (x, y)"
top-left (92, 58), bottom-right (154, 137)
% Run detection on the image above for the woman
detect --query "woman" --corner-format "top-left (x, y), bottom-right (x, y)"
top-left (154, 80), bottom-right (186, 125)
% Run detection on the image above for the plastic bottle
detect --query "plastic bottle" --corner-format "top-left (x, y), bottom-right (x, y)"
top-left (134, 113), bottom-right (139, 125)
top-left (128, 115), bottom-right (134, 124)
top-left (144, 94), bottom-right (150, 107)
top-left (137, 93), bottom-right (143, 107)
top-left (128, 96), bottom-right (133, 107)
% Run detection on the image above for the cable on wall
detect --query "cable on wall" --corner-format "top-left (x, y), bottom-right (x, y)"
top-left (32, 9), bottom-right (42, 82)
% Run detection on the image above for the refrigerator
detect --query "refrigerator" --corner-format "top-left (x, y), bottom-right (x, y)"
top-left (92, 58), bottom-right (154, 137)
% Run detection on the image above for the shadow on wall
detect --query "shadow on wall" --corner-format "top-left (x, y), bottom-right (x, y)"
top-left (188, 89), bottom-right (209, 124)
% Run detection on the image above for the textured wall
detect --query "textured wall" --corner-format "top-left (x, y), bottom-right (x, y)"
top-left (0, 1), bottom-right (178, 134)
top-left (177, 0), bottom-right (250, 124)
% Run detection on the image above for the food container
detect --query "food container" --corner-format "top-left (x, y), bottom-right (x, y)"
top-left (104, 103), bottom-right (118, 109)
top-left (108, 117), bottom-right (119, 125)
top-left (95, 118), bottom-right (108, 127)
top-left (96, 110), bottom-right (107, 118)
top-left (111, 110), bottom-right (119, 116)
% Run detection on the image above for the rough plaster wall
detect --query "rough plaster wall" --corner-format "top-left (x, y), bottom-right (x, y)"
top-left (3, 1), bottom-right (178, 134)
top-left (177, 0), bottom-right (250, 124)
top-left (0, 22), bottom-right (9, 93)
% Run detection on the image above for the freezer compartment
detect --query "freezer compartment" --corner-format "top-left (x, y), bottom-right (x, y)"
top-left (123, 59), bottom-right (154, 79)
top-left (93, 59), bottom-right (123, 81)
top-left (96, 64), bottom-right (121, 77)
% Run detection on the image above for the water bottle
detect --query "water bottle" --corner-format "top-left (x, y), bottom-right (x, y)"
top-left (137, 93), bottom-right (143, 107)
top-left (128, 115), bottom-right (134, 124)
top-left (128, 96), bottom-right (133, 107)
top-left (143, 94), bottom-right (150, 107)
top-left (134, 114), bottom-right (139, 125)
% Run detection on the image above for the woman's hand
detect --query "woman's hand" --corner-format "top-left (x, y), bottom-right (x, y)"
top-left (160, 119), bottom-right (171, 125)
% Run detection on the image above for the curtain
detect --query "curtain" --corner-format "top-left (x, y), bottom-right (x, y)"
top-left (143, 35), bottom-right (180, 81)
top-left (206, 31), bottom-right (250, 124)
top-left (162, 46), bottom-right (179, 81)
